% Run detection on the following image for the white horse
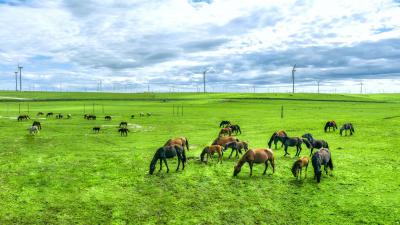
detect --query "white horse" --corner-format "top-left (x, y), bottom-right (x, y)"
top-left (29, 125), bottom-right (39, 135)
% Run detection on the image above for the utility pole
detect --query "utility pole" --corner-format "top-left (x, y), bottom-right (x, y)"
top-left (18, 64), bottom-right (23, 92)
top-left (15, 71), bottom-right (18, 91)
top-left (291, 64), bottom-right (296, 93)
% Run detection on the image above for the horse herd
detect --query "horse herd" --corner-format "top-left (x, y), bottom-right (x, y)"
top-left (149, 120), bottom-right (354, 183)
top-left (18, 112), bottom-right (152, 136)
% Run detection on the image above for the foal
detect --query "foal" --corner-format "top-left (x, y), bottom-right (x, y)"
top-left (291, 157), bottom-right (309, 180)
top-left (200, 145), bottom-right (224, 163)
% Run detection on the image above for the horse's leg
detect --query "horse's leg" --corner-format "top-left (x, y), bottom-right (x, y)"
top-left (159, 159), bottom-right (162, 171)
top-left (228, 149), bottom-right (234, 159)
top-left (299, 169), bottom-right (302, 180)
top-left (284, 145), bottom-right (289, 156)
top-left (163, 158), bottom-right (169, 173)
top-left (248, 162), bottom-right (253, 176)
top-left (176, 153), bottom-right (181, 171)
top-left (263, 161), bottom-right (268, 175)
top-left (309, 147), bottom-right (314, 156)
top-left (304, 164), bottom-right (308, 178)
top-left (235, 149), bottom-right (239, 159)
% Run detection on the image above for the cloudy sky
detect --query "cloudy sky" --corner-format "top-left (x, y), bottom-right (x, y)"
top-left (0, 0), bottom-right (399, 93)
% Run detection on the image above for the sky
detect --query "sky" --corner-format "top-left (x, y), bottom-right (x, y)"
top-left (0, 0), bottom-right (399, 93)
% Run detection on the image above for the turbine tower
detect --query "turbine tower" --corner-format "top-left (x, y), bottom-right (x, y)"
top-left (18, 64), bottom-right (23, 92)
top-left (291, 64), bottom-right (296, 93)
top-left (14, 71), bottom-right (18, 91)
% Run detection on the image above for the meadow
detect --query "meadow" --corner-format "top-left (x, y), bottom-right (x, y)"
top-left (0, 91), bottom-right (399, 224)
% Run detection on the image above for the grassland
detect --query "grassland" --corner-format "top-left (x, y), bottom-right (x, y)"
top-left (0, 91), bottom-right (399, 224)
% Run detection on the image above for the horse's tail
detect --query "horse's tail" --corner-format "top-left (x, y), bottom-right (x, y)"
top-left (185, 137), bottom-right (189, 150)
top-left (200, 147), bottom-right (208, 162)
top-left (182, 148), bottom-right (187, 164)
top-left (324, 122), bottom-right (328, 132)
top-left (237, 125), bottom-right (242, 134)
top-left (328, 156), bottom-right (334, 171)
top-left (325, 141), bottom-right (329, 149)
top-left (350, 124), bottom-right (355, 133)
top-left (267, 133), bottom-right (276, 148)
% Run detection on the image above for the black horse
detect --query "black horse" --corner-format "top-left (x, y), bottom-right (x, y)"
top-left (56, 114), bottom-right (63, 119)
top-left (219, 120), bottom-right (231, 127)
top-left (228, 124), bottom-right (242, 134)
top-left (93, 126), bottom-right (101, 133)
top-left (312, 148), bottom-right (333, 183)
top-left (118, 127), bottom-right (129, 136)
top-left (340, 123), bottom-right (355, 136)
top-left (119, 121), bottom-right (128, 127)
top-left (131, 115), bottom-right (135, 119)
top-left (281, 136), bottom-right (303, 157)
top-left (267, 130), bottom-right (288, 149)
top-left (324, 121), bottom-right (337, 132)
top-left (46, 112), bottom-right (53, 117)
top-left (37, 112), bottom-right (44, 116)
top-left (17, 115), bottom-right (30, 121)
top-left (32, 121), bottom-right (42, 130)
top-left (105, 115), bottom-right (112, 120)
top-left (84, 114), bottom-right (96, 120)
top-left (224, 141), bottom-right (248, 159)
top-left (149, 145), bottom-right (186, 174)
top-left (302, 133), bottom-right (329, 156)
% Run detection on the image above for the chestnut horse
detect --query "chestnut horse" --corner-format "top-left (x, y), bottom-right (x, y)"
top-left (200, 145), bottom-right (224, 163)
top-left (219, 127), bottom-right (232, 136)
top-left (291, 156), bottom-right (309, 180)
top-left (212, 136), bottom-right (239, 146)
top-left (267, 130), bottom-right (288, 149)
top-left (164, 137), bottom-right (189, 151)
top-left (233, 148), bottom-right (275, 177)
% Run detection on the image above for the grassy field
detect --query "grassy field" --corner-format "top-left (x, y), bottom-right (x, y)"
top-left (0, 91), bottom-right (399, 224)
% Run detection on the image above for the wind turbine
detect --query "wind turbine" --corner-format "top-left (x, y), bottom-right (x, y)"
top-left (291, 64), bottom-right (296, 93)
top-left (18, 64), bottom-right (23, 92)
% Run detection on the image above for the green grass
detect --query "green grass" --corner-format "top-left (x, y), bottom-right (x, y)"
top-left (0, 91), bottom-right (399, 224)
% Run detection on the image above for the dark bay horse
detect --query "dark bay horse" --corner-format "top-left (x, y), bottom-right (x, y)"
top-left (228, 124), bottom-right (241, 134)
top-left (46, 112), bottom-right (53, 117)
top-left (200, 145), bottom-right (224, 163)
top-left (291, 157), bottom-right (309, 180)
top-left (224, 141), bottom-right (248, 159)
top-left (302, 133), bottom-right (329, 156)
top-left (17, 115), bottom-right (30, 121)
top-left (340, 123), bottom-right (355, 136)
top-left (119, 121), bottom-right (128, 127)
top-left (118, 127), bottom-right (129, 136)
top-left (32, 121), bottom-right (41, 130)
top-left (219, 120), bottom-right (231, 127)
top-left (149, 145), bottom-right (186, 174)
top-left (164, 137), bottom-right (189, 151)
top-left (105, 116), bottom-right (112, 120)
top-left (233, 148), bottom-right (275, 177)
top-left (37, 112), bottom-right (44, 116)
top-left (312, 148), bottom-right (333, 183)
top-left (281, 136), bottom-right (303, 157)
top-left (324, 121), bottom-right (337, 132)
top-left (267, 130), bottom-right (288, 149)
top-left (93, 126), bottom-right (101, 133)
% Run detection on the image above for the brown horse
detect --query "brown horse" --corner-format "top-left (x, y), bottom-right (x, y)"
top-left (291, 157), bottom-right (309, 180)
top-left (267, 130), bottom-right (288, 149)
top-left (164, 137), bottom-right (189, 151)
top-left (212, 136), bottom-right (239, 146)
top-left (200, 145), bottom-right (224, 163)
top-left (233, 148), bottom-right (275, 177)
top-left (219, 127), bottom-right (232, 136)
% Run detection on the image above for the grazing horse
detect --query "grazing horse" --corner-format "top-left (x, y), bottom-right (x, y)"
top-left (105, 116), bottom-right (112, 120)
top-left (84, 114), bottom-right (96, 120)
top-left (147, 112), bottom-right (152, 116)
top-left (37, 112), bottom-right (44, 116)
top-left (267, 130), bottom-right (288, 149)
top-left (32, 121), bottom-right (41, 130)
top-left (302, 133), bottom-right (329, 156)
top-left (219, 127), bottom-right (232, 136)
top-left (66, 114), bottom-right (71, 119)
top-left (281, 136), bottom-right (303, 157)
top-left (312, 148), bottom-right (333, 183)
top-left (46, 112), bottom-right (53, 117)
top-left (233, 148), bottom-right (275, 177)
top-left (93, 126), bottom-right (101, 133)
top-left (340, 123), bottom-right (355, 136)
top-left (228, 124), bottom-right (242, 134)
top-left (118, 127), bottom-right (129, 136)
top-left (56, 114), bottom-right (63, 119)
top-left (212, 136), bottom-right (239, 147)
top-left (131, 115), bottom-right (135, 119)
top-left (291, 157), bottom-right (309, 180)
top-left (224, 141), bottom-right (249, 159)
top-left (119, 121), bottom-right (128, 127)
top-left (17, 115), bottom-right (30, 121)
top-left (324, 121), bottom-right (337, 132)
top-left (149, 145), bottom-right (186, 174)
top-left (29, 125), bottom-right (39, 135)
top-left (140, 112), bottom-right (145, 117)
top-left (164, 137), bottom-right (189, 151)
top-left (200, 145), bottom-right (224, 163)
top-left (219, 120), bottom-right (231, 128)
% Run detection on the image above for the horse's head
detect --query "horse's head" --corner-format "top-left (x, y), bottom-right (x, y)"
top-left (233, 165), bottom-right (241, 176)
top-left (291, 163), bottom-right (299, 177)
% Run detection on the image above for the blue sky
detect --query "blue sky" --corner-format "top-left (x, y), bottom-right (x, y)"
top-left (0, 0), bottom-right (399, 93)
